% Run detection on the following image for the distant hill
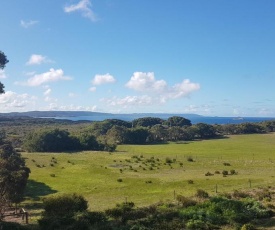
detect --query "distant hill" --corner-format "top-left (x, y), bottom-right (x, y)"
top-left (0, 111), bottom-right (111, 118)
top-left (0, 111), bottom-right (202, 121)
top-left (0, 111), bottom-right (274, 124)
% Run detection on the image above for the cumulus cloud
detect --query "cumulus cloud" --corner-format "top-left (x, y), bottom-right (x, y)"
top-left (20, 20), bottom-right (39, 28)
top-left (0, 70), bottom-right (7, 79)
top-left (22, 68), bottom-right (72, 86)
top-left (126, 72), bottom-right (167, 92)
top-left (101, 72), bottom-right (200, 109)
top-left (64, 0), bottom-right (97, 21)
top-left (0, 91), bottom-right (37, 111)
top-left (26, 54), bottom-right (52, 65)
top-left (126, 72), bottom-right (200, 102)
top-left (91, 73), bottom-right (116, 85)
top-left (165, 79), bottom-right (200, 100)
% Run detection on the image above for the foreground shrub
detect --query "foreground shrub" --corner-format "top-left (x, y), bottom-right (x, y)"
top-left (195, 189), bottom-right (209, 199)
top-left (180, 196), bottom-right (271, 227)
top-left (186, 219), bottom-right (210, 230)
top-left (241, 223), bottom-right (255, 230)
top-left (42, 193), bottom-right (88, 217)
top-left (39, 193), bottom-right (94, 230)
top-left (105, 202), bottom-right (135, 222)
top-left (176, 195), bottom-right (197, 207)
top-left (0, 222), bottom-right (29, 230)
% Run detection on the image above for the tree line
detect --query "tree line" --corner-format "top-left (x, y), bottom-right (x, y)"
top-left (22, 116), bottom-right (275, 153)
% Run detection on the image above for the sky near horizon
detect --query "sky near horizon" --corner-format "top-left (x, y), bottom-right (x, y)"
top-left (1, 0), bottom-right (275, 117)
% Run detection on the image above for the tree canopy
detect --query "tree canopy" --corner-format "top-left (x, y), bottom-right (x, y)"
top-left (0, 142), bottom-right (30, 207)
top-left (0, 51), bottom-right (8, 94)
top-left (164, 116), bottom-right (192, 127)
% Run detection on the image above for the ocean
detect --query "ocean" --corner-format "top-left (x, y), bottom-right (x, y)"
top-left (48, 115), bottom-right (275, 125)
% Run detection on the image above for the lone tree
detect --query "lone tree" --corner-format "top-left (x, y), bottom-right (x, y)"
top-left (0, 142), bottom-right (30, 214)
top-left (0, 50), bottom-right (9, 94)
top-left (0, 51), bottom-right (30, 214)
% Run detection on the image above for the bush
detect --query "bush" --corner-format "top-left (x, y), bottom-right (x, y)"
top-left (186, 219), bottom-right (209, 229)
top-left (187, 156), bottom-right (194, 162)
top-left (0, 222), bottom-right (29, 230)
top-left (39, 194), bottom-right (92, 230)
top-left (222, 170), bottom-right (228, 176)
top-left (41, 193), bottom-right (88, 218)
top-left (195, 189), bottom-right (209, 199)
top-left (241, 223), bottom-right (255, 230)
top-left (232, 190), bottom-right (250, 199)
top-left (176, 195), bottom-right (197, 207)
top-left (165, 157), bottom-right (173, 164)
top-left (205, 172), bottom-right (213, 176)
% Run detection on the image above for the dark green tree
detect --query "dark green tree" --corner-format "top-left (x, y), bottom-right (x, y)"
top-left (149, 124), bottom-right (168, 142)
top-left (0, 50), bottom-right (9, 94)
top-left (106, 125), bottom-right (128, 144)
top-left (165, 116), bottom-right (192, 127)
top-left (193, 123), bottom-right (217, 139)
top-left (24, 129), bottom-right (80, 152)
top-left (132, 117), bottom-right (164, 128)
top-left (126, 128), bottom-right (150, 144)
top-left (0, 142), bottom-right (30, 209)
top-left (78, 131), bottom-right (99, 150)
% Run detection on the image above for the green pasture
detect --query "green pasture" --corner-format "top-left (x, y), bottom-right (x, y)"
top-left (23, 133), bottom-right (275, 211)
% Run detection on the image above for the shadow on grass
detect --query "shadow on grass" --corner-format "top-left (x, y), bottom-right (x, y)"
top-left (24, 179), bottom-right (58, 201)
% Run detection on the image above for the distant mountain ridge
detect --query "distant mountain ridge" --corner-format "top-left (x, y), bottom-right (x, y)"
top-left (0, 111), bottom-right (202, 120)
top-left (0, 111), bottom-right (274, 124)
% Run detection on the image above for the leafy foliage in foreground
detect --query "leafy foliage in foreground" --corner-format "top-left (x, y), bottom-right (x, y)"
top-left (37, 192), bottom-right (272, 230)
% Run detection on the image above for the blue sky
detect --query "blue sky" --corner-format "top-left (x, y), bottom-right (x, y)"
top-left (1, 0), bottom-right (275, 117)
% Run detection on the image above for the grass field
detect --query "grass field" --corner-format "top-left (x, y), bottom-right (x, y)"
top-left (23, 133), bottom-right (275, 212)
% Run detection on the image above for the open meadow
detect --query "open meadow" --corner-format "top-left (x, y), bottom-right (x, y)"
top-left (23, 133), bottom-right (275, 212)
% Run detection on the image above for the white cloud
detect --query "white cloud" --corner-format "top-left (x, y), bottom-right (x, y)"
top-left (64, 0), bottom-right (97, 21)
top-left (89, 86), bottom-right (96, 92)
top-left (26, 54), bottom-right (52, 65)
top-left (91, 73), bottom-right (116, 85)
top-left (43, 88), bottom-right (52, 96)
top-left (126, 72), bottom-right (167, 92)
top-left (58, 104), bottom-right (97, 111)
top-left (101, 73), bottom-right (200, 109)
top-left (126, 72), bottom-right (200, 102)
top-left (22, 68), bottom-right (72, 86)
top-left (0, 70), bottom-right (7, 79)
top-left (165, 79), bottom-right (200, 100)
top-left (20, 20), bottom-right (39, 28)
top-left (0, 91), bottom-right (37, 111)
top-left (103, 95), bottom-right (153, 108)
